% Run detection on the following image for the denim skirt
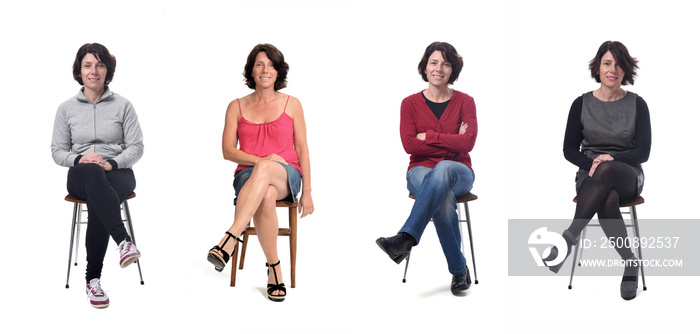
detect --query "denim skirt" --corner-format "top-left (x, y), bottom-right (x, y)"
top-left (233, 161), bottom-right (301, 205)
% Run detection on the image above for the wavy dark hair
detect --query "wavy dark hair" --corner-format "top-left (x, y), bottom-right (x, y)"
top-left (418, 42), bottom-right (463, 84)
top-left (72, 43), bottom-right (116, 87)
top-left (243, 44), bottom-right (289, 91)
top-left (589, 41), bottom-right (639, 85)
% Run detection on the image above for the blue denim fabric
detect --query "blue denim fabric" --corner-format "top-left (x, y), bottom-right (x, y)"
top-left (399, 160), bottom-right (474, 275)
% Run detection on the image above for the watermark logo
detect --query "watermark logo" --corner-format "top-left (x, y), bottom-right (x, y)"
top-left (528, 227), bottom-right (567, 267)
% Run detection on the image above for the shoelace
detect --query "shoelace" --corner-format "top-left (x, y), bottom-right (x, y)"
top-left (88, 281), bottom-right (104, 296)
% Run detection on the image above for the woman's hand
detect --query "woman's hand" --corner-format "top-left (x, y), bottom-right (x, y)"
top-left (80, 152), bottom-right (103, 164)
top-left (589, 154), bottom-right (614, 177)
top-left (261, 154), bottom-right (288, 165)
top-left (100, 161), bottom-right (113, 171)
top-left (416, 133), bottom-right (426, 141)
top-left (459, 122), bottom-right (468, 134)
top-left (299, 191), bottom-right (314, 218)
top-left (79, 152), bottom-right (113, 171)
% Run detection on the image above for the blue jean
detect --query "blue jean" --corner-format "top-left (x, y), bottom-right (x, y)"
top-left (399, 160), bottom-right (474, 275)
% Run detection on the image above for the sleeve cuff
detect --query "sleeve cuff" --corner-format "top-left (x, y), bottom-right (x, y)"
top-left (107, 159), bottom-right (118, 170)
top-left (426, 129), bottom-right (439, 144)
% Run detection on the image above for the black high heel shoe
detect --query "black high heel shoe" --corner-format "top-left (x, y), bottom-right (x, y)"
top-left (376, 233), bottom-right (416, 264)
top-left (266, 261), bottom-right (286, 302)
top-left (543, 230), bottom-right (576, 274)
top-left (207, 231), bottom-right (243, 272)
top-left (620, 256), bottom-right (639, 300)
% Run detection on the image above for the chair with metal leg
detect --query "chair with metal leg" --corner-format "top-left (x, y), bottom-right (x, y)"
top-left (64, 192), bottom-right (144, 288)
top-left (568, 195), bottom-right (646, 290)
top-left (403, 192), bottom-right (479, 284)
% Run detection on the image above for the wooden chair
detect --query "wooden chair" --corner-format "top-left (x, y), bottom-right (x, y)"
top-left (404, 192), bottom-right (479, 284)
top-left (230, 199), bottom-right (298, 288)
top-left (568, 195), bottom-right (646, 290)
top-left (64, 192), bottom-right (144, 288)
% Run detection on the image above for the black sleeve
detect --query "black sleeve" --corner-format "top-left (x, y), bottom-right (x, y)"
top-left (563, 96), bottom-right (593, 170)
top-left (611, 96), bottom-right (651, 165)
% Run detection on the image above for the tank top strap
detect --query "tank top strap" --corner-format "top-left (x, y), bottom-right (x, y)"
top-left (236, 98), bottom-right (242, 112)
top-left (283, 95), bottom-right (291, 113)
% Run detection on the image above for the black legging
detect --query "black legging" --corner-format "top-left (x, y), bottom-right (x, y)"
top-left (67, 163), bottom-right (136, 283)
top-left (567, 161), bottom-right (637, 260)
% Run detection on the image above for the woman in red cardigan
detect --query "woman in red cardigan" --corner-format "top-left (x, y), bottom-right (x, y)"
top-left (376, 42), bottom-right (477, 295)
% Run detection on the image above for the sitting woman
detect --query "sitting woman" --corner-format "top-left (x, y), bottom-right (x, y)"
top-left (548, 41), bottom-right (651, 300)
top-left (376, 42), bottom-right (477, 295)
top-left (51, 43), bottom-right (144, 308)
top-left (207, 43), bottom-right (314, 302)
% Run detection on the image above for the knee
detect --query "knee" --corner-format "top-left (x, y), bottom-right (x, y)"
top-left (591, 161), bottom-right (615, 182)
top-left (251, 160), bottom-right (277, 180)
top-left (82, 163), bottom-right (106, 182)
top-left (430, 161), bottom-right (454, 181)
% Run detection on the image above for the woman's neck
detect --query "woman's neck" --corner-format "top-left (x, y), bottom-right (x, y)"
top-left (83, 86), bottom-right (105, 104)
top-left (424, 85), bottom-right (453, 103)
top-left (251, 87), bottom-right (279, 103)
top-left (594, 85), bottom-right (626, 102)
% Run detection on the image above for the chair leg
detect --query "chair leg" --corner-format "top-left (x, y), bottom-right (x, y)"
top-left (123, 200), bottom-right (144, 285)
top-left (239, 223), bottom-right (250, 270)
top-left (230, 241), bottom-right (240, 287)
top-left (577, 227), bottom-right (588, 266)
top-left (74, 203), bottom-right (84, 266)
top-left (463, 202), bottom-right (478, 284)
top-left (630, 206), bottom-right (647, 290)
top-left (65, 203), bottom-right (80, 289)
top-left (568, 231), bottom-right (583, 289)
top-left (289, 207), bottom-right (297, 288)
top-left (402, 254), bottom-right (411, 283)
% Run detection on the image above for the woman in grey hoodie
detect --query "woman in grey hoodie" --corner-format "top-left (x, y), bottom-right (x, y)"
top-left (51, 43), bottom-right (144, 309)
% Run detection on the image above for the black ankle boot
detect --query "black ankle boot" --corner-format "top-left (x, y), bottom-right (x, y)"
top-left (543, 230), bottom-right (577, 274)
top-left (376, 232), bottom-right (416, 264)
top-left (620, 256), bottom-right (639, 300)
top-left (451, 267), bottom-right (472, 295)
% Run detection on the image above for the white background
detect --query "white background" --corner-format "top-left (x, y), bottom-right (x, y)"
top-left (0, 0), bottom-right (697, 333)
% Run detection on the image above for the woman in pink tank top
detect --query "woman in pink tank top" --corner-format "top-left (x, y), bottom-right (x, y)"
top-left (207, 44), bottom-right (314, 302)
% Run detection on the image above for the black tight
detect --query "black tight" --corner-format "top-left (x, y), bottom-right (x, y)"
top-left (567, 161), bottom-right (638, 260)
top-left (67, 163), bottom-right (136, 283)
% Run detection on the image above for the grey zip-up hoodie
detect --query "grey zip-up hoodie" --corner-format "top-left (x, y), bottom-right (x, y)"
top-left (51, 88), bottom-right (144, 169)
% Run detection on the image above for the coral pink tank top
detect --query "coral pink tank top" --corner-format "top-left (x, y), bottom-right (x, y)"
top-left (234, 95), bottom-right (301, 175)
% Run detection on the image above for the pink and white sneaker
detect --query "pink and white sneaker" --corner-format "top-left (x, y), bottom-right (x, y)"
top-left (86, 278), bottom-right (109, 308)
top-left (119, 240), bottom-right (141, 268)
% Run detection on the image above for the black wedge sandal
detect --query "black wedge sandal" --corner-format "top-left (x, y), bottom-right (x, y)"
top-left (266, 261), bottom-right (286, 302)
top-left (207, 231), bottom-right (243, 272)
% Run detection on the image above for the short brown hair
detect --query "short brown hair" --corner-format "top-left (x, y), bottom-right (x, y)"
top-left (72, 43), bottom-right (116, 87)
top-left (589, 41), bottom-right (639, 85)
top-left (243, 44), bottom-right (289, 91)
top-left (418, 42), bottom-right (463, 84)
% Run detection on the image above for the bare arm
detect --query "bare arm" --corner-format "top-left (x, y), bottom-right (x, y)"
top-left (222, 99), bottom-right (265, 166)
top-left (289, 97), bottom-right (314, 218)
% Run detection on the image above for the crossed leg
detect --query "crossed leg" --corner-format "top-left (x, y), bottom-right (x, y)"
top-left (213, 160), bottom-right (290, 294)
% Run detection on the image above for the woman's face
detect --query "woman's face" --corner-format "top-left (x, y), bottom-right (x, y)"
top-left (598, 51), bottom-right (624, 89)
top-left (252, 52), bottom-right (277, 90)
top-left (80, 53), bottom-right (107, 92)
top-left (425, 50), bottom-right (452, 88)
